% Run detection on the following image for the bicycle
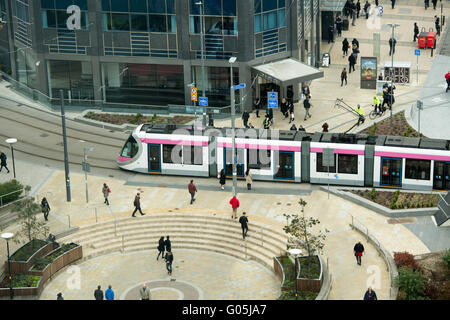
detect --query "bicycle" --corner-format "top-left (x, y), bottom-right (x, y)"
top-left (368, 106), bottom-right (386, 120)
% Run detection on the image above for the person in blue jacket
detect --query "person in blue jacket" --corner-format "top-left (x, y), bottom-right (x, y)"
top-left (105, 285), bottom-right (114, 300)
top-left (363, 287), bottom-right (377, 300)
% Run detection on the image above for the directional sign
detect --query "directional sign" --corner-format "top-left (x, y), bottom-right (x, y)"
top-left (322, 148), bottom-right (335, 167)
top-left (267, 91), bottom-right (278, 109)
top-left (82, 161), bottom-right (90, 173)
top-left (199, 96), bottom-right (208, 106)
top-left (233, 83), bottom-right (246, 90)
top-left (417, 100), bottom-right (423, 110)
top-left (414, 49), bottom-right (420, 56)
top-left (191, 87), bottom-right (198, 101)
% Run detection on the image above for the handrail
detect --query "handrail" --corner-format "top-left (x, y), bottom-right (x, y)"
top-left (0, 188), bottom-right (24, 207)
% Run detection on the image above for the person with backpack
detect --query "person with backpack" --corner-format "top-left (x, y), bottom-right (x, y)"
top-left (102, 183), bottom-right (110, 205)
top-left (41, 197), bottom-right (51, 221)
top-left (0, 151), bottom-right (9, 174)
top-left (239, 212), bottom-right (249, 240)
top-left (353, 241), bottom-right (365, 265)
top-left (157, 236), bottom-right (165, 260)
top-left (229, 196), bottom-right (240, 219)
top-left (131, 193), bottom-right (145, 217)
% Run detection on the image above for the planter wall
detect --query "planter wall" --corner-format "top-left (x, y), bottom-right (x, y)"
top-left (0, 277), bottom-right (43, 297)
top-left (296, 255), bottom-right (323, 293)
top-left (6, 242), bottom-right (56, 274)
top-left (273, 257), bottom-right (284, 284)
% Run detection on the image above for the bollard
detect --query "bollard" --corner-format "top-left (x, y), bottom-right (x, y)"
top-left (244, 240), bottom-right (248, 260)
top-left (122, 235), bottom-right (124, 252)
top-left (95, 208), bottom-right (98, 223)
top-left (431, 47), bottom-right (434, 57)
top-left (68, 215), bottom-right (71, 228)
top-left (260, 227), bottom-right (263, 246)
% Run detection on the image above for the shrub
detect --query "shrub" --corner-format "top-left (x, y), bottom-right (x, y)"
top-left (393, 190), bottom-right (400, 203)
top-left (369, 123), bottom-right (377, 136)
top-left (425, 282), bottom-right (440, 300)
top-left (442, 249), bottom-right (450, 269)
top-left (395, 266), bottom-right (426, 300)
top-left (407, 202), bottom-right (410, 208)
top-left (394, 252), bottom-right (420, 271)
top-left (371, 188), bottom-right (376, 200)
top-left (0, 180), bottom-right (24, 206)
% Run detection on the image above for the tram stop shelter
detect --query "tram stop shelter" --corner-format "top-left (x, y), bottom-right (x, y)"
top-left (320, 0), bottom-right (347, 41)
top-left (251, 58), bottom-right (324, 103)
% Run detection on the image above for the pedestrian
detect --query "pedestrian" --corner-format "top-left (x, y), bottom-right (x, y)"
top-left (322, 122), bottom-right (329, 132)
top-left (435, 16), bottom-right (440, 36)
top-left (140, 284), bottom-right (151, 300)
top-left (102, 183), bottom-right (110, 205)
top-left (303, 95), bottom-right (312, 121)
top-left (290, 124), bottom-right (297, 131)
top-left (94, 285), bottom-right (104, 300)
top-left (413, 22), bottom-right (419, 42)
top-left (348, 53), bottom-right (356, 73)
top-left (165, 251), bottom-right (174, 275)
top-left (288, 102), bottom-right (295, 123)
top-left (355, 104), bottom-right (365, 126)
top-left (341, 67), bottom-right (348, 86)
top-left (105, 285), bottom-right (114, 300)
top-left (356, 0), bottom-right (361, 18)
top-left (342, 38), bottom-right (349, 56)
top-left (239, 212), bottom-right (249, 240)
top-left (41, 197), bottom-right (50, 221)
top-left (391, 0), bottom-right (396, 9)
top-left (263, 114), bottom-right (271, 129)
top-left (298, 125), bottom-right (306, 132)
top-left (229, 195), bottom-right (240, 219)
top-left (245, 169), bottom-right (252, 190)
top-left (352, 38), bottom-right (359, 50)
top-left (388, 37), bottom-right (396, 55)
top-left (425, 0), bottom-right (429, 10)
top-left (373, 95), bottom-right (382, 114)
top-left (242, 109), bottom-right (250, 128)
top-left (164, 236), bottom-right (172, 252)
top-left (0, 151), bottom-right (9, 173)
top-left (286, 86), bottom-right (294, 105)
top-left (253, 98), bottom-right (261, 118)
top-left (267, 107), bottom-right (274, 124)
top-left (364, 0), bottom-right (370, 19)
top-left (375, 0), bottom-right (378, 6)
top-left (363, 287), bottom-right (378, 300)
top-left (188, 179), bottom-right (197, 204)
top-left (378, 72), bottom-right (383, 80)
top-left (219, 168), bottom-right (226, 190)
top-left (445, 71), bottom-right (450, 92)
top-left (432, 0), bottom-right (437, 10)
top-left (157, 236), bottom-right (165, 260)
top-left (353, 241), bottom-right (365, 265)
top-left (328, 24), bottom-right (335, 43)
top-left (335, 15), bottom-right (343, 37)
top-left (57, 292), bottom-right (64, 300)
top-left (382, 88), bottom-right (391, 110)
top-left (352, 43), bottom-right (359, 57)
top-left (280, 98), bottom-right (289, 119)
top-left (302, 84), bottom-right (311, 100)
top-left (131, 193), bottom-right (145, 217)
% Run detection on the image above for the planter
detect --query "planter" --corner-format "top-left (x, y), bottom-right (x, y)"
top-left (6, 240), bottom-right (56, 274)
top-left (274, 256), bottom-right (297, 292)
top-left (0, 275), bottom-right (43, 297)
top-left (296, 255), bottom-right (323, 293)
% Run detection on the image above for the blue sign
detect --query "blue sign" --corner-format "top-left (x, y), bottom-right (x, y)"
top-left (199, 97), bottom-right (208, 106)
top-left (415, 49), bottom-right (420, 56)
top-left (268, 91), bottom-right (278, 109)
top-left (233, 83), bottom-right (246, 90)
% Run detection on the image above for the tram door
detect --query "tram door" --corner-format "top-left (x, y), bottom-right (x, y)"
top-left (274, 152), bottom-right (294, 180)
top-left (148, 144), bottom-right (161, 173)
top-left (433, 161), bottom-right (450, 190)
top-left (224, 148), bottom-right (244, 177)
top-left (381, 157), bottom-right (402, 187)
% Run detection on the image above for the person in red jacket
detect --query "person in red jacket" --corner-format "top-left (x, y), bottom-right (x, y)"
top-left (188, 180), bottom-right (197, 205)
top-left (229, 196), bottom-right (240, 219)
top-left (445, 71), bottom-right (450, 92)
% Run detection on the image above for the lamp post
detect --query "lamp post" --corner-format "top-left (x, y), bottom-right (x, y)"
top-left (387, 23), bottom-right (400, 128)
top-left (229, 57), bottom-right (237, 197)
top-left (2, 232), bottom-right (14, 300)
top-left (80, 142), bottom-right (94, 204)
top-left (60, 90), bottom-right (71, 202)
top-left (196, 1), bottom-right (207, 128)
top-left (5, 138), bottom-right (17, 180)
top-left (289, 248), bottom-right (303, 300)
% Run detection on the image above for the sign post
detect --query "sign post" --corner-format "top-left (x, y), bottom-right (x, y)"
top-left (415, 49), bottom-right (420, 84)
top-left (417, 100), bottom-right (423, 136)
top-left (191, 87), bottom-right (198, 125)
top-left (267, 91), bottom-right (278, 109)
top-left (322, 148), bottom-right (335, 199)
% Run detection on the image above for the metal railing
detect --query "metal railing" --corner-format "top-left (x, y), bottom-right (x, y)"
top-left (0, 188), bottom-right (24, 207)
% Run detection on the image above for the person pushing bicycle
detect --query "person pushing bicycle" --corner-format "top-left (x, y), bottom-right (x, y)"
top-left (372, 95), bottom-right (382, 114)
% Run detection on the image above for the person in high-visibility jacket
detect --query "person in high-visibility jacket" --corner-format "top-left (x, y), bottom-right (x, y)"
top-left (355, 104), bottom-right (365, 126)
top-left (372, 95), bottom-right (382, 114)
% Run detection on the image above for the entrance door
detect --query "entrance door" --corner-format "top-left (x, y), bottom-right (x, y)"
top-left (433, 161), bottom-right (450, 190)
top-left (148, 144), bottom-right (161, 173)
top-left (224, 148), bottom-right (244, 177)
top-left (380, 157), bottom-right (402, 187)
top-left (274, 152), bottom-right (294, 180)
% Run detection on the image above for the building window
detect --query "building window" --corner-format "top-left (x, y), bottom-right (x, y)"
top-left (247, 149), bottom-right (271, 169)
top-left (338, 154), bottom-right (358, 174)
top-left (48, 60), bottom-right (94, 100)
top-left (41, 0), bottom-right (89, 29)
top-left (254, 0), bottom-right (286, 33)
top-left (189, 0), bottom-right (237, 35)
top-left (316, 153), bottom-right (336, 173)
top-left (405, 159), bottom-right (431, 180)
top-left (102, 0), bottom-right (176, 33)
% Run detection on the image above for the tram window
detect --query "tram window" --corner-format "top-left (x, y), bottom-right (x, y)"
top-left (182, 146), bottom-right (203, 165)
top-left (163, 144), bottom-right (181, 164)
top-left (316, 153), bottom-right (336, 173)
top-left (338, 154), bottom-right (358, 174)
top-left (121, 136), bottom-right (139, 158)
top-left (405, 159), bottom-right (431, 180)
top-left (247, 149), bottom-right (271, 169)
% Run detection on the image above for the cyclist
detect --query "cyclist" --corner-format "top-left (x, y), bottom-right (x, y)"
top-left (372, 95), bottom-right (382, 114)
top-left (355, 104), bottom-right (365, 126)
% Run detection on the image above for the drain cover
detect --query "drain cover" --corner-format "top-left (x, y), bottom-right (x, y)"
top-left (387, 218), bottom-right (417, 224)
top-left (109, 130), bottom-right (115, 133)
top-left (56, 142), bottom-right (63, 146)
top-left (158, 184), bottom-right (167, 188)
top-left (40, 133), bottom-right (49, 138)
top-left (108, 175), bottom-right (114, 178)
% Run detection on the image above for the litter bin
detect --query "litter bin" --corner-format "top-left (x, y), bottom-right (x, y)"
top-left (426, 28), bottom-right (437, 49)
top-left (418, 27), bottom-right (428, 49)
top-left (322, 53), bottom-right (330, 67)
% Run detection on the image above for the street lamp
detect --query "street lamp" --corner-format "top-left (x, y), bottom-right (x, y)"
top-left (196, 1), bottom-right (207, 128)
top-left (80, 140), bottom-right (94, 203)
top-left (387, 23), bottom-right (400, 128)
top-left (1, 232), bottom-right (14, 300)
top-left (289, 248), bottom-right (303, 300)
top-left (229, 56), bottom-right (237, 197)
top-left (5, 138), bottom-right (17, 180)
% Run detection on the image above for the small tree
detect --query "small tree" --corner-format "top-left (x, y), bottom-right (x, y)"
top-left (13, 191), bottom-right (49, 248)
top-left (283, 198), bottom-right (329, 256)
top-left (395, 266), bottom-right (426, 300)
